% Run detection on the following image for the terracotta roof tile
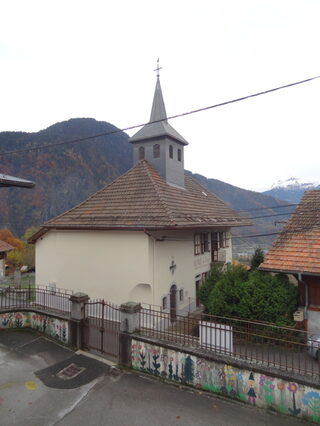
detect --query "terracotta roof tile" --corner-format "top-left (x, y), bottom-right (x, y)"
top-left (260, 190), bottom-right (320, 275)
top-left (43, 160), bottom-right (250, 230)
top-left (0, 240), bottom-right (14, 253)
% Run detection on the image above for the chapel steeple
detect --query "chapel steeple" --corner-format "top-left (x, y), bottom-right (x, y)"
top-left (129, 62), bottom-right (188, 189)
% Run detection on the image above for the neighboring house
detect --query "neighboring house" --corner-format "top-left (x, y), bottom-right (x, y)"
top-left (0, 173), bottom-right (34, 188)
top-left (0, 240), bottom-right (14, 279)
top-left (30, 74), bottom-right (250, 315)
top-left (260, 190), bottom-right (320, 333)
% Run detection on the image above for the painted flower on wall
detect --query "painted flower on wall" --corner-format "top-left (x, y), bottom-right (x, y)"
top-left (287, 383), bottom-right (301, 416)
top-left (277, 381), bottom-right (286, 413)
top-left (288, 383), bottom-right (298, 393)
top-left (302, 391), bottom-right (320, 422)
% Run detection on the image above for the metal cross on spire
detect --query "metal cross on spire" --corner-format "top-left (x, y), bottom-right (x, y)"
top-left (154, 58), bottom-right (162, 78)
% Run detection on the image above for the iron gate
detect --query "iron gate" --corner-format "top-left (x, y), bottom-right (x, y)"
top-left (82, 300), bottom-right (120, 361)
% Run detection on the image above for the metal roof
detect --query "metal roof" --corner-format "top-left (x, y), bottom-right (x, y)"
top-left (0, 173), bottom-right (35, 188)
top-left (130, 77), bottom-right (188, 146)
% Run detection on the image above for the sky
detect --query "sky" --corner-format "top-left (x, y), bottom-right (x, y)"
top-left (1, 0), bottom-right (320, 191)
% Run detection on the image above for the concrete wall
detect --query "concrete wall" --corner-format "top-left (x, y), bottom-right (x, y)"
top-left (0, 258), bottom-right (5, 279)
top-left (36, 230), bottom-right (150, 305)
top-left (36, 228), bottom-right (231, 309)
top-left (0, 311), bottom-right (69, 344)
top-left (131, 338), bottom-right (320, 423)
top-left (155, 231), bottom-right (194, 311)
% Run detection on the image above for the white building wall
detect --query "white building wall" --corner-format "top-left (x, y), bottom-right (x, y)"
top-left (152, 231), bottom-right (195, 310)
top-left (36, 228), bottom-right (233, 309)
top-left (0, 258), bottom-right (5, 279)
top-left (36, 230), bottom-right (151, 305)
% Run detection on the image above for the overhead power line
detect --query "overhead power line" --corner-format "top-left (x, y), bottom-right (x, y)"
top-left (0, 75), bottom-right (319, 158)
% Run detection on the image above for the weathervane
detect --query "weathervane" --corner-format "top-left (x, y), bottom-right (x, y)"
top-left (154, 58), bottom-right (162, 78)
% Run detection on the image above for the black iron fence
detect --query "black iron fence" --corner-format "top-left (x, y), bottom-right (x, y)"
top-left (140, 308), bottom-right (320, 379)
top-left (82, 299), bottom-right (120, 360)
top-left (0, 285), bottom-right (72, 315)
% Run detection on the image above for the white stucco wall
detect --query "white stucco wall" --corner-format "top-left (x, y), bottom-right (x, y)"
top-left (36, 230), bottom-right (150, 305)
top-left (36, 228), bottom-right (232, 308)
top-left (151, 231), bottom-right (195, 310)
top-left (0, 258), bottom-right (5, 279)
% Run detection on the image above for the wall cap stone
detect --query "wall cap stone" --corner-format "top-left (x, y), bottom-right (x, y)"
top-left (69, 292), bottom-right (89, 303)
top-left (120, 302), bottom-right (141, 314)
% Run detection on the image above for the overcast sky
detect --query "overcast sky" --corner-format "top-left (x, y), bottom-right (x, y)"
top-left (1, 0), bottom-right (320, 191)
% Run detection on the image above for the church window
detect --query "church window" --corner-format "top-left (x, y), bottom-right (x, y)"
top-left (139, 146), bottom-right (145, 160)
top-left (179, 289), bottom-right (184, 302)
top-left (178, 149), bottom-right (181, 162)
top-left (194, 234), bottom-right (201, 255)
top-left (218, 232), bottom-right (227, 248)
top-left (194, 233), bottom-right (210, 255)
top-left (162, 296), bottom-right (167, 310)
top-left (169, 145), bottom-right (173, 159)
top-left (153, 144), bottom-right (160, 158)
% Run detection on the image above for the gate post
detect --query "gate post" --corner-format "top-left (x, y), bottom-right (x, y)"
top-left (119, 302), bottom-right (141, 367)
top-left (69, 292), bottom-right (90, 349)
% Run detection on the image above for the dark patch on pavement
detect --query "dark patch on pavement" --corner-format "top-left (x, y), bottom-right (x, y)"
top-left (35, 354), bottom-right (109, 389)
top-left (16, 336), bottom-right (74, 364)
top-left (0, 329), bottom-right (41, 349)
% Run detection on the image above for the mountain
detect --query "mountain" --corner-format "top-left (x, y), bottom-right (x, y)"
top-left (0, 118), bottom-right (292, 253)
top-left (0, 118), bottom-right (132, 236)
top-left (263, 177), bottom-right (320, 203)
top-left (186, 172), bottom-right (293, 253)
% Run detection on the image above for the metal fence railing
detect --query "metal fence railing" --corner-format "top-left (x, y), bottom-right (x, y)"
top-left (0, 285), bottom-right (73, 315)
top-left (139, 308), bottom-right (320, 379)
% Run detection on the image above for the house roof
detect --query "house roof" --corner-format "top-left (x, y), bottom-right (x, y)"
top-left (0, 173), bottom-right (35, 188)
top-left (30, 160), bottom-right (250, 241)
top-left (0, 240), bottom-right (14, 253)
top-left (260, 190), bottom-right (320, 275)
top-left (129, 77), bottom-right (188, 146)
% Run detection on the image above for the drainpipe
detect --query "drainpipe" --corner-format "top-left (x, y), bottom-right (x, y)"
top-left (298, 272), bottom-right (308, 323)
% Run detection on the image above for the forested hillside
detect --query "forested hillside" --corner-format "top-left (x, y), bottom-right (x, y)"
top-left (0, 118), bottom-right (292, 253)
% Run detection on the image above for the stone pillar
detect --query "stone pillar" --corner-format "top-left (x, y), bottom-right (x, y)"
top-left (69, 292), bottom-right (90, 349)
top-left (13, 268), bottom-right (21, 288)
top-left (119, 302), bottom-right (141, 367)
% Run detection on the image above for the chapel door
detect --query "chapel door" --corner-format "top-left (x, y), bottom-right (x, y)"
top-left (170, 284), bottom-right (177, 323)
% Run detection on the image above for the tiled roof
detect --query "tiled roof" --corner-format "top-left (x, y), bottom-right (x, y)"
top-left (260, 190), bottom-right (320, 275)
top-left (0, 240), bottom-right (14, 253)
top-left (41, 160), bottom-right (250, 231)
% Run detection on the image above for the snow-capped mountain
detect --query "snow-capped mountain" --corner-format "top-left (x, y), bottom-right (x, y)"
top-left (263, 177), bottom-right (320, 203)
top-left (271, 177), bottom-right (319, 190)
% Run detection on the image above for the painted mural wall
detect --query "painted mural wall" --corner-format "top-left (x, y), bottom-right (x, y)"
top-left (0, 311), bottom-right (69, 344)
top-left (131, 339), bottom-right (320, 423)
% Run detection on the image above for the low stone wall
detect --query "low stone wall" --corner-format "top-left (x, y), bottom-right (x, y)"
top-left (0, 311), bottom-right (69, 344)
top-left (131, 337), bottom-right (320, 424)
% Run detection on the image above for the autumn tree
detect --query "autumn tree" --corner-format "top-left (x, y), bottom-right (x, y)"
top-left (0, 228), bottom-right (24, 268)
top-left (21, 226), bottom-right (39, 269)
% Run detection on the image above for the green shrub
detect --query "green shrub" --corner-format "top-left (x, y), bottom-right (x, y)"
top-left (200, 264), bottom-right (298, 326)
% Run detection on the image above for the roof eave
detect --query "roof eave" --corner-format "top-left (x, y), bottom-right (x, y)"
top-left (259, 266), bottom-right (320, 277)
top-left (129, 133), bottom-right (188, 146)
top-left (31, 221), bottom-right (251, 242)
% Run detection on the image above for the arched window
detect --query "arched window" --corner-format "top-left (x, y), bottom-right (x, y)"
top-left (169, 145), bottom-right (173, 159)
top-left (139, 146), bottom-right (145, 160)
top-left (177, 149), bottom-right (181, 162)
top-left (153, 144), bottom-right (160, 158)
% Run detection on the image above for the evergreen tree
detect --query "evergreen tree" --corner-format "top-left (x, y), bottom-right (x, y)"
top-left (250, 247), bottom-right (265, 269)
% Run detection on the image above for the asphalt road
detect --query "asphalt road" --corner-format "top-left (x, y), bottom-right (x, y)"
top-left (0, 330), bottom-right (311, 426)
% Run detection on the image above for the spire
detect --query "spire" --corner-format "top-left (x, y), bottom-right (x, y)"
top-left (149, 77), bottom-right (168, 123)
top-left (129, 62), bottom-right (188, 145)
